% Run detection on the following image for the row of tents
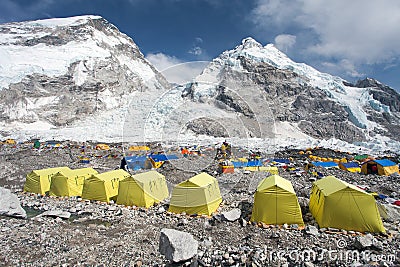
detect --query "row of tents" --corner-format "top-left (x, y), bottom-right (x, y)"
top-left (24, 166), bottom-right (385, 233)
top-left (308, 159), bottom-right (399, 176)
top-left (23, 167), bottom-right (221, 210)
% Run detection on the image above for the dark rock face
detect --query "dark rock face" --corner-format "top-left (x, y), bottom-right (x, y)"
top-left (186, 118), bottom-right (229, 137)
top-left (354, 78), bottom-right (400, 141)
top-left (192, 55), bottom-right (366, 142)
top-left (356, 78), bottom-right (400, 112)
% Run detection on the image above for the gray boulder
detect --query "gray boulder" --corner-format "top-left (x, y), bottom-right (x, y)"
top-left (305, 225), bottom-right (319, 236)
top-left (353, 234), bottom-right (373, 250)
top-left (0, 187), bottom-right (26, 219)
top-left (379, 203), bottom-right (400, 222)
top-left (41, 209), bottom-right (71, 219)
top-left (222, 208), bottom-right (241, 222)
top-left (159, 228), bottom-right (198, 262)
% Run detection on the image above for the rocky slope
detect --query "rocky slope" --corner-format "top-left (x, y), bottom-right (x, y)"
top-left (184, 38), bottom-right (400, 143)
top-left (1, 143), bottom-right (399, 266)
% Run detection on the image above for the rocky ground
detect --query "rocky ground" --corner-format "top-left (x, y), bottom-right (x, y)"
top-left (0, 142), bottom-right (400, 266)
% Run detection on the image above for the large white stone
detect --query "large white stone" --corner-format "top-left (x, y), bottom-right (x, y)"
top-left (0, 187), bottom-right (26, 219)
top-left (41, 210), bottom-right (71, 219)
top-left (222, 208), bottom-right (241, 222)
top-left (159, 228), bottom-right (198, 262)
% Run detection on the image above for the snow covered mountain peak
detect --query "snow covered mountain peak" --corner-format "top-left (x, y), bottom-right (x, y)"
top-left (0, 15), bottom-right (170, 134)
top-left (190, 37), bottom-right (400, 144)
top-left (0, 14), bottom-right (167, 90)
top-left (240, 37), bottom-right (263, 49)
top-left (15, 15), bottom-right (102, 28)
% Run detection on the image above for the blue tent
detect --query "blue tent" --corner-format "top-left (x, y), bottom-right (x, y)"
top-left (246, 160), bottom-right (263, 167)
top-left (231, 161), bottom-right (248, 168)
top-left (311, 161), bottom-right (338, 168)
top-left (273, 159), bottom-right (290, 164)
top-left (374, 159), bottom-right (397, 167)
top-left (342, 162), bottom-right (360, 168)
top-left (231, 160), bottom-right (262, 168)
top-left (122, 156), bottom-right (148, 171)
top-left (149, 154), bottom-right (179, 162)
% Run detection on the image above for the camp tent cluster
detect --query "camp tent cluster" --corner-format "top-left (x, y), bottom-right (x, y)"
top-left (24, 167), bottom-right (170, 206)
top-left (24, 166), bottom-right (386, 233)
top-left (250, 175), bottom-right (385, 233)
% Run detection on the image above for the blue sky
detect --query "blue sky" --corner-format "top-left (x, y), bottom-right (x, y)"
top-left (1, 0), bottom-right (400, 90)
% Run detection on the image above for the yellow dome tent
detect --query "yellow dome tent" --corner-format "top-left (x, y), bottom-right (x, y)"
top-left (81, 169), bottom-right (130, 203)
top-left (169, 172), bottom-right (222, 216)
top-left (49, 168), bottom-right (98, 197)
top-left (360, 159), bottom-right (399, 176)
top-left (309, 176), bottom-right (385, 233)
top-left (24, 167), bottom-right (71, 195)
top-left (338, 162), bottom-right (361, 173)
top-left (116, 171), bottom-right (169, 208)
top-left (128, 145), bottom-right (150, 151)
top-left (5, 139), bottom-right (16, 145)
top-left (95, 144), bottom-right (110, 150)
top-left (251, 175), bottom-right (304, 226)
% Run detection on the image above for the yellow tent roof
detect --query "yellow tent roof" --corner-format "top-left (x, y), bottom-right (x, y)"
top-left (71, 168), bottom-right (98, 176)
top-left (52, 168), bottom-right (98, 178)
top-left (133, 170), bottom-right (164, 184)
top-left (117, 171), bottom-right (169, 208)
top-left (96, 143), bottom-right (110, 150)
top-left (313, 175), bottom-right (366, 196)
top-left (257, 174), bottom-right (295, 194)
top-left (90, 169), bottom-right (130, 182)
top-left (129, 145), bottom-right (150, 151)
top-left (31, 167), bottom-right (71, 177)
top-left (179, 172), bottom-right (216, 188)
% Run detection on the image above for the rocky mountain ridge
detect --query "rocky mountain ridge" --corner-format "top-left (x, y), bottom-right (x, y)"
top-left (185, 37), bottom-right (400, 143)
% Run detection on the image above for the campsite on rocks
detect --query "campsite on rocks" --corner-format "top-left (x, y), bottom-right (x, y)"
top-left (1, 141), bottom-right (400, 266)
top-left (1, 10), bottom-right (400, 267)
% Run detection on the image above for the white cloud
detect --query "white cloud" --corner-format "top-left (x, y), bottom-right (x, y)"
top-left (188, 46), bottom-right (203, 56)
top-left (321, 59), bottom-right (364, 78)
top-left (146, 53), bottom-right (208, 84)
top-left (274, 34), bottom-right (296, 52)
top-left (252, 0), bottom-right (400, 65)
